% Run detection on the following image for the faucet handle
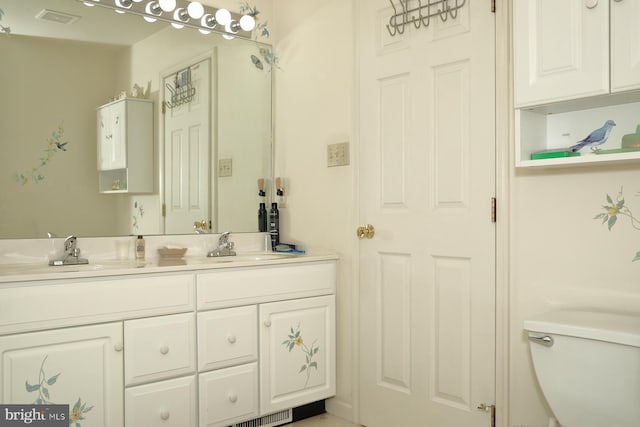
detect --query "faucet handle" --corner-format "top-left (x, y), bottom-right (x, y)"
top-left (64, 236), bottom-right (77, 252)
top-left (218, 231), bottom-right (232, 244)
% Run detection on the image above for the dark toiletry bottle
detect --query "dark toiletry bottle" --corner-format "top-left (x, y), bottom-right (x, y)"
top-left (269, 202), bottom-right (279, 250)
top-left (258, 202), bottom-right (268, 232)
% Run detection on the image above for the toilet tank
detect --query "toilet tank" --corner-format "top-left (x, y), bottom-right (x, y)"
top-left (524, 310), bottom-right (640, 427)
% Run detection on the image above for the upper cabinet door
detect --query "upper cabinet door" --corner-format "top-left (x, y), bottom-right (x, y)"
top-left (611, 0), bottom-right (640, 93)
top-left (97, 100), bottom-right (128, 171)
top-left (513, 0), bottom-right (610, 107)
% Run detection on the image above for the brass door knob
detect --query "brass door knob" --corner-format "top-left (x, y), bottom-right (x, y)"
top-left (357, 224), bottom-right (375, 239)
top-left (194, 220), bottom-right (207, 231)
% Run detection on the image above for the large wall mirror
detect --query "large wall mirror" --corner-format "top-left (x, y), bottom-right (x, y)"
top-left (0, 0), bottom-right (273, 239)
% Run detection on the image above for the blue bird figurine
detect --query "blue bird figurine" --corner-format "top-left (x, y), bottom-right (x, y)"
top-left (570, 120), bottom-right (616, 152)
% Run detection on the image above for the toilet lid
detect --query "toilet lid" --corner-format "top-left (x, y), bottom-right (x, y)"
top-left (524, 310), bottom-right (640, 348)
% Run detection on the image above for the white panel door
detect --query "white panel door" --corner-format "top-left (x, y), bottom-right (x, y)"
top-left (164, 58), bottom-right (212, 234)
top-left (358, 0), bottom-right (495, 426)
top-left (513, 0), bottom-right (609, 107)
top-left (611, 0), bottom-right (640, 93)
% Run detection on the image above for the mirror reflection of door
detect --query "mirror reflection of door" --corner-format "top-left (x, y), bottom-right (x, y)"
top-left (163, 58), bottom-right (213, 234)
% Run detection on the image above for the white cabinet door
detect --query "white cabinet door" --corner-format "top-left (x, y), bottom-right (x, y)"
top-left (513, 0), bottom-right (609, 107)
top-left (97, 100), bottom-right (126, 171)
top-left (611, 0), bottom-right (640, 93)
top-left (0, 322), bottom-right (124, 427)
top-left (259, 295), bottom-right (335, 415)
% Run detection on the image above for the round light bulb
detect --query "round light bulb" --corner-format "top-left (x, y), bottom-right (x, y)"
top-left (144, 16), bottom-right (157, 22)
top-left (83, 2), bottom-right (95, 6)
top-left (199, 28), bottom-right (211, 34)
top-left (158, 0), bottom-right (176, 13)
top-left (171, 22), bottom-right (184, 29)
top-left (239, 15), bottom-right (255, 31)
top-left (215, 8), bottom-right (231, 26)
top-left (187, 2), bottom-right (204, 19)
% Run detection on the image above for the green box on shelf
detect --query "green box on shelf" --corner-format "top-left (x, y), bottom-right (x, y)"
top-left (530, 149), bottom-right (581, 160)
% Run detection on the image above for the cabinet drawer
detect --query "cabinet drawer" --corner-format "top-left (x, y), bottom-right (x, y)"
top-left (198, 363), bottom-right (259, 427)
top-left (198, 306), bottom-right (257, 371)
top-left (125, 313), bottom-right (196, 386)
top-left (197, 261), bottom-right (336, 309)
top-left (125, 375), bottom-right (197, 427)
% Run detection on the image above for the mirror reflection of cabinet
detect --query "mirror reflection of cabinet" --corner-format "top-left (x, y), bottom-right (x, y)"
top-left (97, 98), bottom-right (153, 193)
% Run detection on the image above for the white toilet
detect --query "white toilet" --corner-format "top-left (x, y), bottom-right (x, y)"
top-left (524, 309), bottom-right (640, 427)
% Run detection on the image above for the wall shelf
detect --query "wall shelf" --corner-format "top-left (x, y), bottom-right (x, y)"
top-left (515, 99), bottom-right (640, 168)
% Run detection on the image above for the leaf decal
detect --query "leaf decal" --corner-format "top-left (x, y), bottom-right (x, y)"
top-left (47, 373), bottom-right (61, 385)
top-left (25, 381), bottom-right (41, 392)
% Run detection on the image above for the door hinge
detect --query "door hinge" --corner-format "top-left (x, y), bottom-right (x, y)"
top-left (491, 0), bottom-right (496, 13)
top-left (478, 403), bottom-right (496, 427)
top-left (491, 197), bottom-right (497, 223)
top-left (162, 101), bottom-right (166, 114)
top-left (162, 203), bottom-right (166, 217)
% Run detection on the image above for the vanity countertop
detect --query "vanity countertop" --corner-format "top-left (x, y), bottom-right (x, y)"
top-left (0, 251), bottom-right (338, 284)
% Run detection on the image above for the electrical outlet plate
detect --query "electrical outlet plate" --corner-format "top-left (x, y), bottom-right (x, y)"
top-left (327, 142), bottom-right (350, 167)
top-left (218, 158), bottom-right (232, 177)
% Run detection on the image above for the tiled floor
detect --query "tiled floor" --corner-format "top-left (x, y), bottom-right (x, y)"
top-left (289, 413), bottom-right (360, 427)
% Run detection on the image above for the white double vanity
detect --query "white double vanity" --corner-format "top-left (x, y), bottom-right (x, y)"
top-left (0, 235), bottom-right (337, 427)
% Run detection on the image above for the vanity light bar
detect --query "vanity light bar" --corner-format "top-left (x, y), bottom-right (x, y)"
top-left (77, 0), bottom-right (254, 39)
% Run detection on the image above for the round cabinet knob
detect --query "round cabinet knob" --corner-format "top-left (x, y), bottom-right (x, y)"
top-left (228, 393), bottom-right (238, 403)
top-left (160, 411), bottom-right (170, 421)
top-left (585, 0), bottom-right (598, 8)
top-left (114, 343), bottom-right (123, 352)
top-left (227, 335), bottom-right (237, 344)
top-left (263, 320), bottom-right (272, 327)
top-left (160, 345), bottom-right (170, 355)
top-left (356, 224), bottom-right (375, 239)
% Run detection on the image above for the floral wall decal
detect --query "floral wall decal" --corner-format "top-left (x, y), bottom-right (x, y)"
top-left (239, 2), bottom-right (280, 71)
top-left (282, 324), bottom-right (319, 387)
top-left (132, 200), bottom-right (145, 232)
top-left (15, 123), bottom-right (69, 185)
top-left (594, 188), bottom-right (640, 261)
top-left (0, 7), bottom-right (11, 35)
top-left (25, 356), bottom-right (94, 426)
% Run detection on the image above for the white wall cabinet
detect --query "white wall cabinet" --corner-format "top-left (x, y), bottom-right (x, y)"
top-left (0, 322), bottom-right (124, 427)
top-left (0, 259), bottom-right (337, 427)
top-left (513, 0), bottom-right (640, 167)
top-left (513, 0), bottom-right (609, 107)
top-left (513, 0), bottom-right (640, 108)
top-left (97, 98), bottom-right (153, 193)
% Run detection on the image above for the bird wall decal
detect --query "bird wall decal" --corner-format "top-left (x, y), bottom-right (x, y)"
top-left (570, 120), bottom-right (616, 152)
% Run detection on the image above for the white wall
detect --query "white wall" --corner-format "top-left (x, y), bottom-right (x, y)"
top-left (271, 0), bottom-right (357, 421)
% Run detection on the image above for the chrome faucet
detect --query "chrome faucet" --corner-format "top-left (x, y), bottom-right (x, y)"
top-left (207, 231), bottom-right (236, 257)
top-left (49, 236), bottom-right (89, 266)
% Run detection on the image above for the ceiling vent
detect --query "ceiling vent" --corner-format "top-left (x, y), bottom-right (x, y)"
top-left (35, 9), bottom-right (81, 25)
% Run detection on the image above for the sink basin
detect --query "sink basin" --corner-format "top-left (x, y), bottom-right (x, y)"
top-left (204, 252), bottom-right (297, 263)
top-left (0, 261), bottom-right (146, 276)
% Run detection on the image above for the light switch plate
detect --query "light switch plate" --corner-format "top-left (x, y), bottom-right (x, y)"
top-left (218, 158), bottom-right (232, 177)
top-left (327, 142), bottom-right (350, 167)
